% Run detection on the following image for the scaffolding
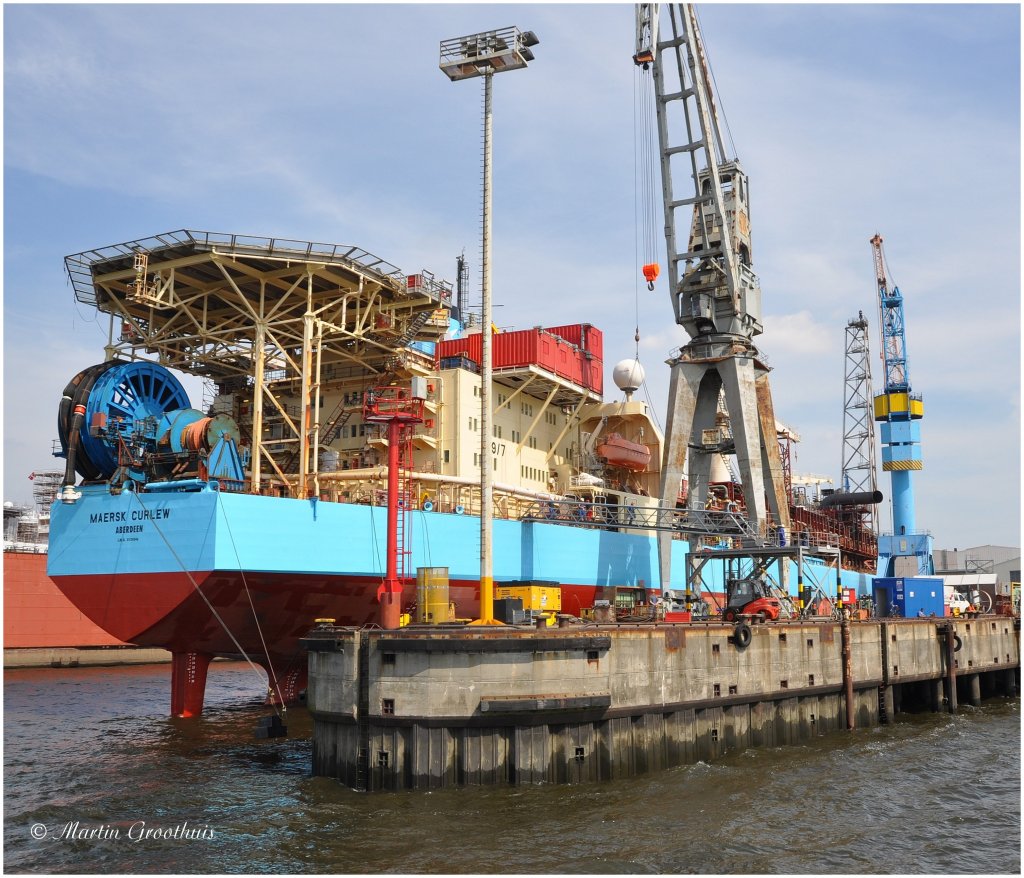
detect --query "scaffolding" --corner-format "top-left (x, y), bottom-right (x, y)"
top-left (31, 471), bottom-right (63, 510)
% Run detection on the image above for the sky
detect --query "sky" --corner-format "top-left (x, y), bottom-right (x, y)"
top-left (3, 3), bottom-right (1020, 552)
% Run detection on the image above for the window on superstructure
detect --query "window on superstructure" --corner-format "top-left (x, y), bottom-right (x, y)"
top-left (473, 453), bottom-right (479, 467)
top-left (444, 450), bottom-right (450, 464)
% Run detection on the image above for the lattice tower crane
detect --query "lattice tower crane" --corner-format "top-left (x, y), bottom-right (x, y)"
top-left (840, 311), bottom-right (879, 535)
top-left (634, 4), bottom-right (790, 592)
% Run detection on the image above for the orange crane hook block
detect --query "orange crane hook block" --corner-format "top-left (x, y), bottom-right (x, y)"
top-left (642, 263), bottom-right (660, 291)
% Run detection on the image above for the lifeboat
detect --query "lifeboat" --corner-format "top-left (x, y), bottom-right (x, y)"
top-left (596, 433), bottom-right (651, 472)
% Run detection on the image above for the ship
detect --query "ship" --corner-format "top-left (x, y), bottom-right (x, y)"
top-left (3, 472), bottom-right (169, 667)
top-left (45, 230), bottom-right (878, 717)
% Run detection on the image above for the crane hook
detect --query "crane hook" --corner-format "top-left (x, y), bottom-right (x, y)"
top-left (642, 263), bottom-right (660, 292)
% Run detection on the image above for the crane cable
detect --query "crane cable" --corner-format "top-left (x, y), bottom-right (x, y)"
top-left (693, 6), bottom-right (738, 162)
top-left (634, 61), bottom-right (661, 301)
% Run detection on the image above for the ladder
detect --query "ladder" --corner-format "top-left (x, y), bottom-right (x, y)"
top-left (320, 309), bottom-right (436, 446)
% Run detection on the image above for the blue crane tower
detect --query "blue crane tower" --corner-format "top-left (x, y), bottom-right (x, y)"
top-left (870, 234), bottom-right (933, 577)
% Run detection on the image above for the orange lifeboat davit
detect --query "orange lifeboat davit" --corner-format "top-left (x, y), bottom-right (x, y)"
top-left (596, 433), bottom-right (651, 472)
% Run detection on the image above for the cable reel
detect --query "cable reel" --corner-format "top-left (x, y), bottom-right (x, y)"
top-left (56, 360), bottom-right (242, 488)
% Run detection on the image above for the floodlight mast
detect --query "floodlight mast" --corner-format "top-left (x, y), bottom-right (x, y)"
top-left (440, 27), bottom-right (538, 625)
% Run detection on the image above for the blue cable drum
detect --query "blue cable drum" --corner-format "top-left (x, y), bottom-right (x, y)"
top-left (79, 361), bottom-right (191, 478)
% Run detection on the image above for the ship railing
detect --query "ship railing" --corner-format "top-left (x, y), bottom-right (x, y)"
top-left (65, 229), bottom-right (453, 307)
top-left (518, 497), bottom-right (760, 539)
top-left (682, 503), bottom-right (760, 540)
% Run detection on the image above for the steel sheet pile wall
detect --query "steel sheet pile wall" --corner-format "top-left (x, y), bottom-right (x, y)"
top-left (305, 619), bottom-right (1019, 791)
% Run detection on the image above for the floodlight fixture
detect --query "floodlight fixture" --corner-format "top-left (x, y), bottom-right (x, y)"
top-left (439, 26), bottom-right (540, 81)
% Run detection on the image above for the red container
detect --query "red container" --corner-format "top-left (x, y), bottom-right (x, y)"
top-left (437, 334), bottom-right (481, 364)
top-left (544, 323), bottom-right (604, 361)
top-left (583, 324), bottom-right (603, 361)
top-left (438, 328), bottom-right (603, 395)
top-left (581, 355), bottom-right (603, 395)
top-left (494, 329), bottom-right (538, 370)
top-left (545, 324), bottom-right (582, 347)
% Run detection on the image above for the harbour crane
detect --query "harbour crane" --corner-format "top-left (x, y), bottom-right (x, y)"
top-left (870, 233), bottom-right (932, 576)
top-left (633, 4), bottom-right (790, 590)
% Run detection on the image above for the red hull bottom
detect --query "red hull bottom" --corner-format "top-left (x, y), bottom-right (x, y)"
top-left (51, 570), bottom-right (599, 716)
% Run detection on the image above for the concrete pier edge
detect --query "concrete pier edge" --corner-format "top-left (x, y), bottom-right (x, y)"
top-left (305, 617), bottom-right (1020, 791)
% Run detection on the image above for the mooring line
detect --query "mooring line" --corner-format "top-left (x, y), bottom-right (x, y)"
top-left (128, 490), bottom-right (283, 715)
top-left (216, 491), bottom-right (284, 711)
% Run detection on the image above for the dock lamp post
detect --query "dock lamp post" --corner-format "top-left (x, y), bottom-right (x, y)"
top-left (440, 27), bottom-right (538, 625)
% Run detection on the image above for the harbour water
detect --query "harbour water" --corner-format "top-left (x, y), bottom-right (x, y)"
top-left (4, 661), bottom-right (1019, 874)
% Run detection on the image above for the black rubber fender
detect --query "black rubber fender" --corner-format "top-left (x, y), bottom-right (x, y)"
top-left (953, 633), bottom-right (963, 653)
top-left (733, 621), bottom-right (752, 649)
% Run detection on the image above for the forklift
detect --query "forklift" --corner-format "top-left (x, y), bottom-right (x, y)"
top-left (721, 576), bottom-right (782, 623)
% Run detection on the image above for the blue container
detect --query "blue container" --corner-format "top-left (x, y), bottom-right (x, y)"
top-left (873, 576), bottom-right (944, 618)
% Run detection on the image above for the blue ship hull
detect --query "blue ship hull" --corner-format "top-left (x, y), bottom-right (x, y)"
top-left (48, 484), bottom-right (870, 707)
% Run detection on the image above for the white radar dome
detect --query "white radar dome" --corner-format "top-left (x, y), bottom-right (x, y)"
top-left (612, 358), bottom-right (645, 393)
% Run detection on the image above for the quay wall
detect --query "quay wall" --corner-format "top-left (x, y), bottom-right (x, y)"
top-left (305, 618), bottom-right (1020, 791)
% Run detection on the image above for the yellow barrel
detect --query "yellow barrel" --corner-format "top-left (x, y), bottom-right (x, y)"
top-left (416, 567), bottom-right (451, 624)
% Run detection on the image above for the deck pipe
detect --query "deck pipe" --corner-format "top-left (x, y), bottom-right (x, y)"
top-left (378, 419), bottom-right (404, 630)
top-left (58, 363), bottom-right (112, 491)
top-left (818, 490), bottom-right (883, 508)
